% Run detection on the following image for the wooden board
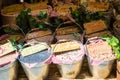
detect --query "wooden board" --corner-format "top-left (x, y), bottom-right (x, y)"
top-left (86, 2), bottom-right (110, 12)
top-left (84, 20), bottom-right (107, 34)
top-left (26, 30), bottom-right (52, 40)
top-left (56, 26), bottom-right (81, 35)
top-left (0, 34), bottom-right (23, 44)
top-left (51, 41), bottom-right (80, 53)
top-left (0, 42), bottom-right (15, 57)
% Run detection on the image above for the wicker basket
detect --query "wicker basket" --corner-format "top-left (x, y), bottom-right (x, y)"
top-left (1, 12), bottom-right (18, 25)
top-left (1, 2), bottom-right (48, 25)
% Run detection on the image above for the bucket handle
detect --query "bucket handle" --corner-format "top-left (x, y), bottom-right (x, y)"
top-left (52, 21), bottom-right (86, 44)
top-left (51, 21), bottom-right (85, 53)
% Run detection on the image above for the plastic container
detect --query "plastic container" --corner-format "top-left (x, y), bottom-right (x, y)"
top-left (19, 45), bottom-right (52, 80)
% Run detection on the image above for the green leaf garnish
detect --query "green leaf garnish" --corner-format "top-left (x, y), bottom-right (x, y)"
top-left (102, 34), bottom-right (120, 59)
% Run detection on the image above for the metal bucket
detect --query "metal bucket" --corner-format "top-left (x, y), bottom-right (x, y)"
top-left (117, 60), bottom-right (120, 79)
top-left (52, 41), bottom-right (85, 79)
top-left (20, 62), bottom-right (49, 80)
top-left (85, 37), bottom-right (115, 79)
top-left (87, 56), bottom-right (114, 79)
top-left (113, 20), bottom-right (120, 39)
top-left (57, 56), bottom-right (84, 79)
top-left (19, 49), bottom-right (52, 80)
top-left (0, 61), bottom-right (18, 80)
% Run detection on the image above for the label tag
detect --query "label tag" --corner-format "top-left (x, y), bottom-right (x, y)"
top-left (0, 42), bottom-right (15, 57)
top-left (20, 43), bottom-right (48, 57)
top-left (51, 41), bottom-right (80, 53)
